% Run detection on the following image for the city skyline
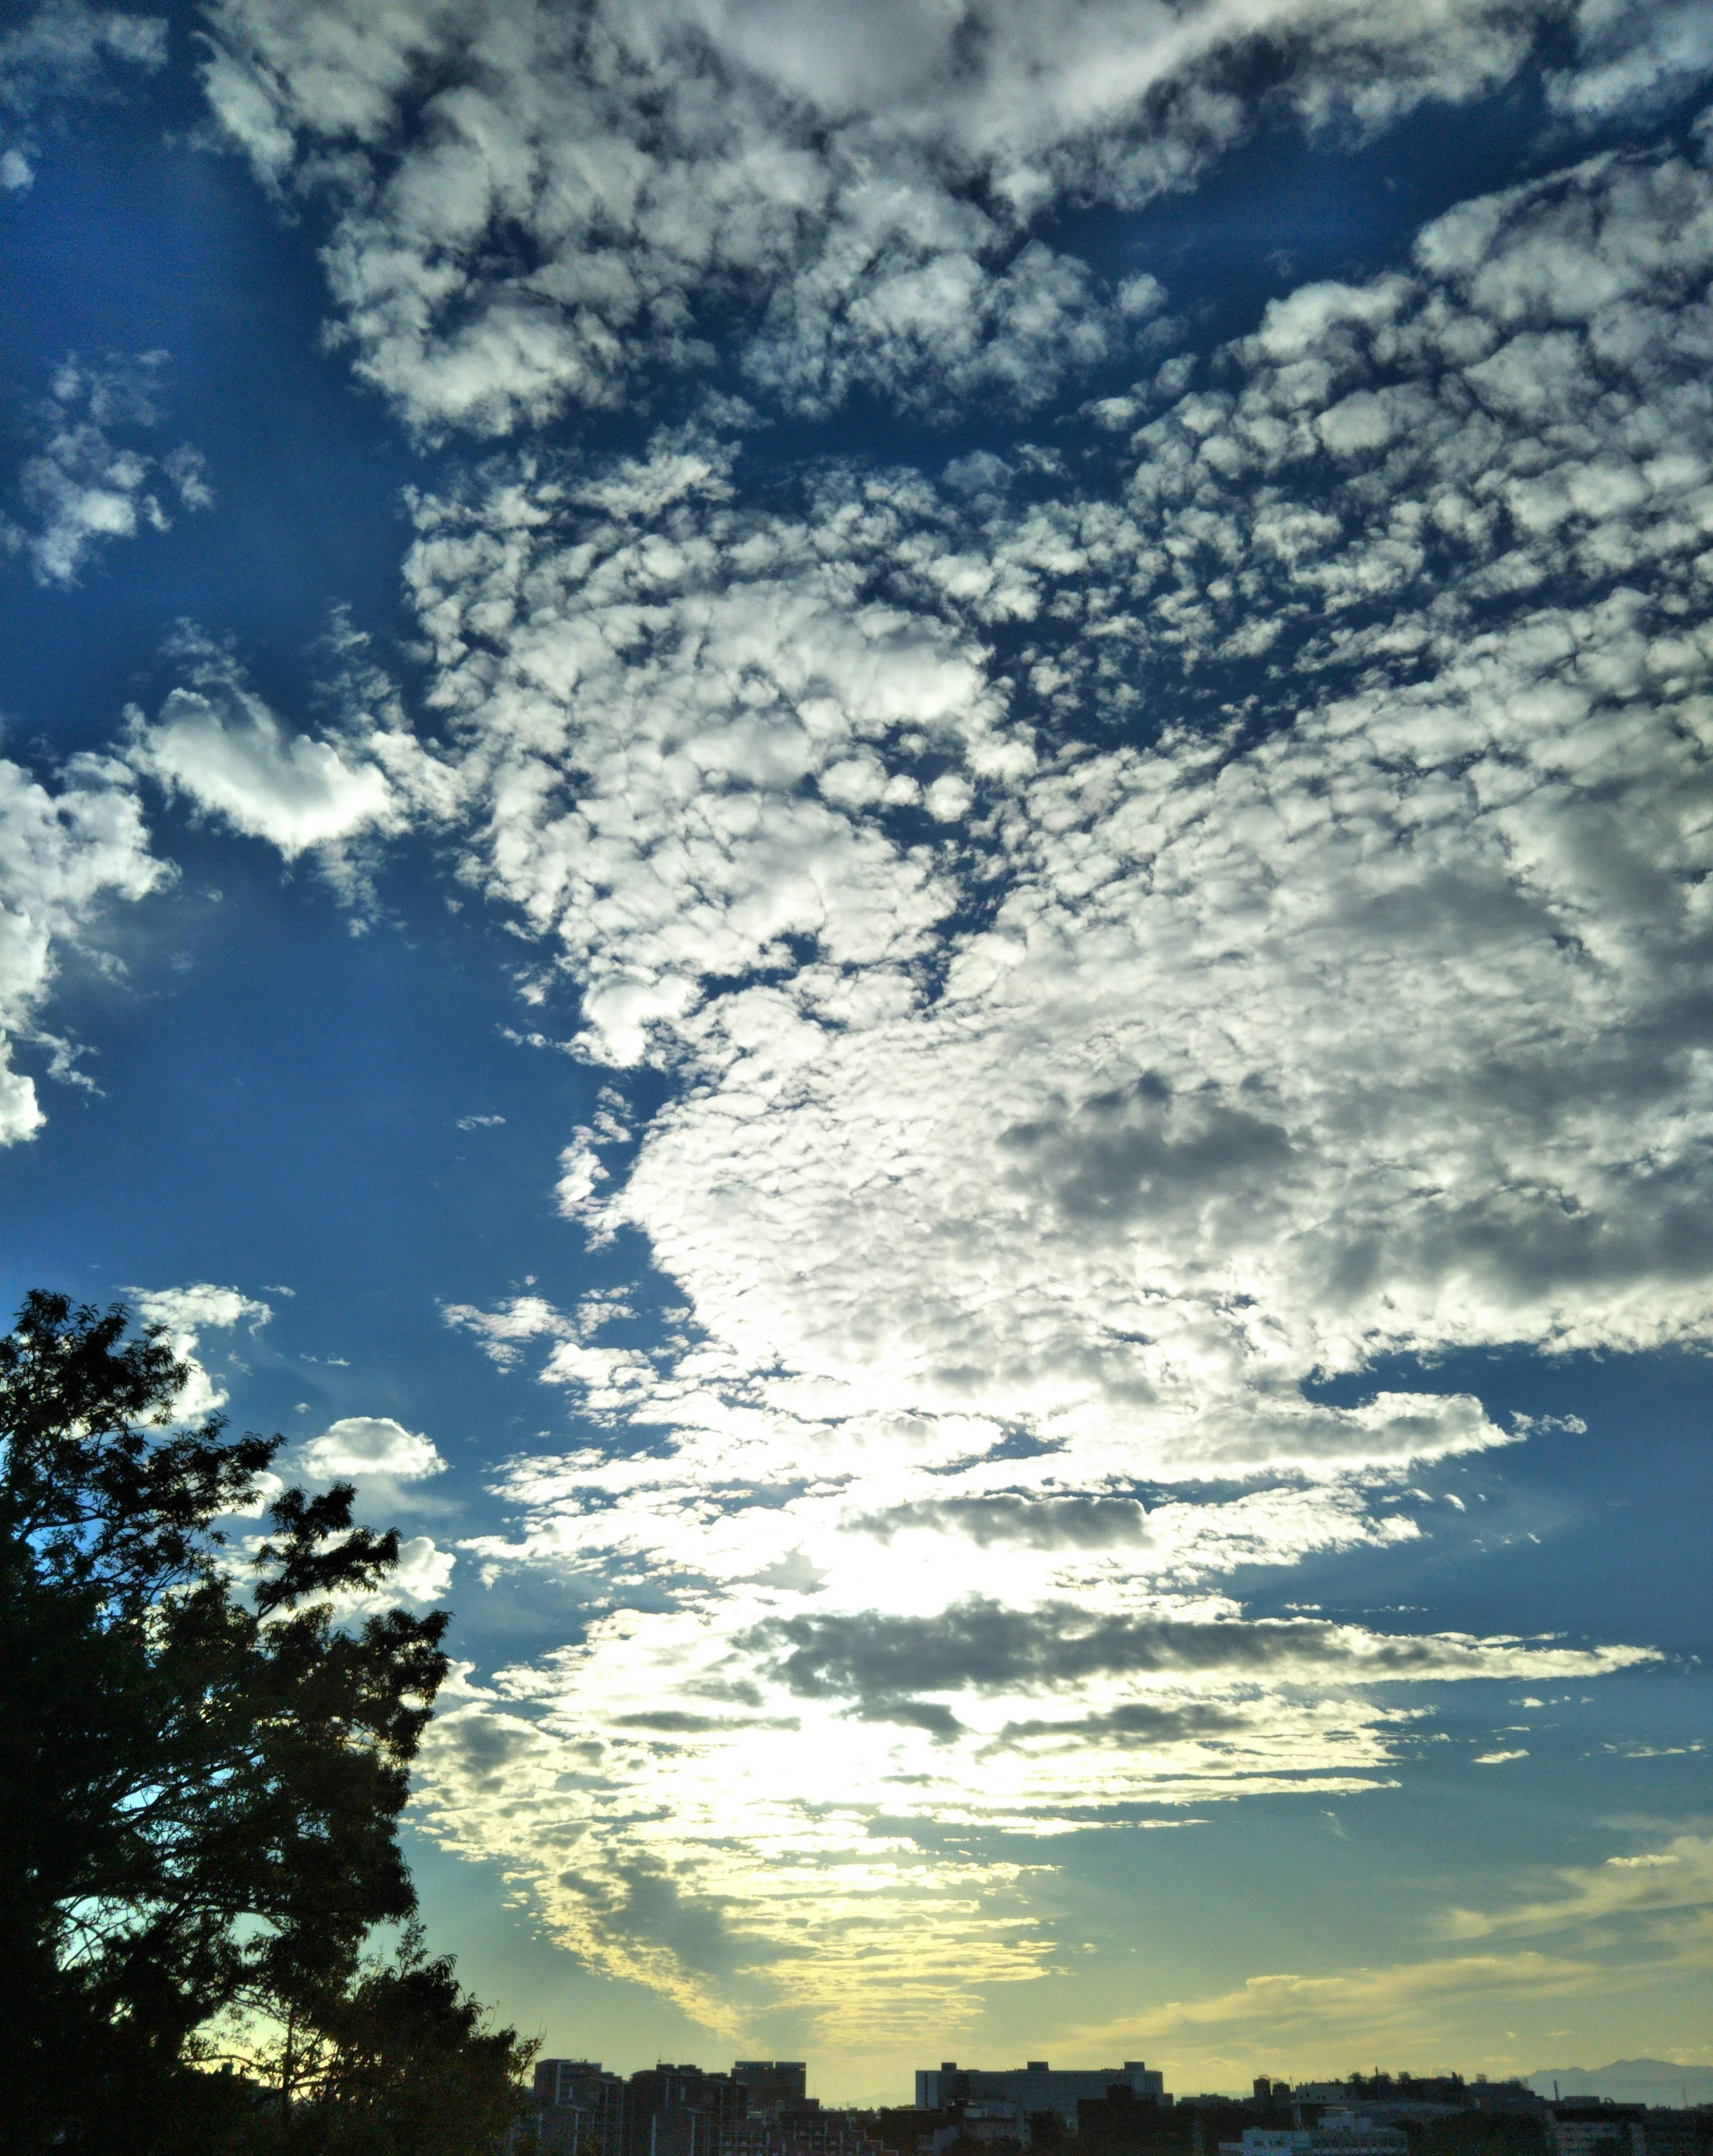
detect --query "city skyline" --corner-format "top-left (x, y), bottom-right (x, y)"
top-left (1, 0), bottom-right (1709, 2104)
top-left (522, 2052), bottom-right (1712, 2110)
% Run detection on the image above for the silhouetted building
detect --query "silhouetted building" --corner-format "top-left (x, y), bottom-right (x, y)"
top-left (628, 2065), bottom-right (749, 2156)
top-left (735, 2065), bottom-right (810, 2119)
top-left (535, 2061), bottom-right (630, 2156)
top-left (877, 2107), bottom-right (956, 2153)
top-left (534, 2060), bottom-right (751, 2156)
top-left (1220, 2117), bottom-right (1408, 2156)
top-left (1080, 2082), bottom-right (1183, 2156)
top-left (1641, 2110), bottom-right (1713, 2156)
top-left (1548, 2105), bottom-right (1647, 2156)
top-left (730, 2107), bottom-right (878, 2156)
top-left (916, 2062), bottom-right (1166, 2125)
top-left (1287, 2081), bottom-right (1543, 2133)
top-left (1469, 2085), bottom-right (1547, 2117)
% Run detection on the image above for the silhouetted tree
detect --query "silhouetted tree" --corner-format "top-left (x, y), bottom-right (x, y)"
top-left (235, 1918), bottom-right (537, 2155)
top-left (0, 1290), bottom-right (525, 2153)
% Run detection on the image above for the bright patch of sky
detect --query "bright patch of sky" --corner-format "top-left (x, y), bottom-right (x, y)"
top-left (1, 0), bottom-right (1710, 2103)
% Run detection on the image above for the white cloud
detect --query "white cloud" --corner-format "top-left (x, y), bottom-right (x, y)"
top-left (3, 355), bottom-right (211, 585)
top-left (1447, 1832), bottom-right (1713, 1942)
top-left (126, 1281), bottom-right (272, 1420)
top-left (189, 0), bottom-right (1708, 436)
top-left (221, 1468), bottom-right (286, 1519)
top-left (0, 748), bottom-right (164, 1144)
top-left (1550, 0), bottom-right (1713, 121)
top-left (443, 1292), bottom-right (576, 1369)
top-left (124, 638), bottom-right (460, 898)
top-left (128, 680), bottom-right (400, 856)
top-left (312, 1530), bottom-right (456, 1614)
top-left (411, 1589), bottom-right (1652, 2051)
top-left (297, 1414), bottom-right (448, 1482)
top-left (410, 135), bottom-right (1713, 1495)
top-left (380, 132), bottom-right (1713, 2047)
top-left (391, 1532), bottom-right (455, 1602)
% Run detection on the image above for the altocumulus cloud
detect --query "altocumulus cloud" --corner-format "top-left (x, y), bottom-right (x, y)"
top-left (389, 129), bottom-right (1713, 2046)
top-left (199, 0), bottom-right (1694, 432)
top-left (27, 1), bottom-right (1708, 2068)
top-left (1, 353), bottom-right (213, 586)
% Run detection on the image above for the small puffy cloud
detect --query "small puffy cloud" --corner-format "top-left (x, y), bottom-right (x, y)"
top-left (388, 1532), bottom-right (455, 1603)
top-left (160, 441), bottom-right (213, 510)
top-left (128, 679), bottom-right (401, 857)
top-left (126, 1281), bottom-right (271, 1420)
top-left (0, 2), bottom-right (166, 98)
top-left (124, 639), bottom-right (459, 897)
top-left (443, 1294), bottom-right (575, 1370)
top-left (297, 1414), bottom-right (447, 1483)
top-left (317, 1532), bottom-right (456, 1616)
top-left (1550, 0), bottom-right (1713, 121)
top-left (221, 1468), bottom-right (286, 1519)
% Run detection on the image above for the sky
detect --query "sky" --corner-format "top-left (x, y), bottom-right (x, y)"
top-left (2, 0), bottom-right (1712, 2106)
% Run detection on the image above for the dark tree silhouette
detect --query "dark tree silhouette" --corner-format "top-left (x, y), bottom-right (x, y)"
top-left (0, 1290), bottom-right (531, 2154)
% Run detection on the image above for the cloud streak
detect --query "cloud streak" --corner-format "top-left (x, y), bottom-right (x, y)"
top-left (752, 1602), bottom-right (1655, 1729)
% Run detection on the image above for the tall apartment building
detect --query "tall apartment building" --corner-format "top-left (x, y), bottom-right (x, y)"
top-left (532, 2060), bottom-right (750, 2156)
top-left (736, 2065), bottom-right (811, 2117)
top-left (534, 2060), bottom-right (630, 2156)
top-left (914, 2061), bottom-right (1167, 2125)
top-left (626, 2065), bottom-right (750, 2156)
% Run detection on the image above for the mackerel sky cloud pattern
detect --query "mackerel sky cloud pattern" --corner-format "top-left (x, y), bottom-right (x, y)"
top-left (2, 0), bottom-right (1711, 2099)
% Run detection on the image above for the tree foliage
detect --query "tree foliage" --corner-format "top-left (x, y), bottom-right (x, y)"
top-left (239, 1919), bottom-right (538, 2156)
top-left (0, 1290), bottom-right (532, 2153)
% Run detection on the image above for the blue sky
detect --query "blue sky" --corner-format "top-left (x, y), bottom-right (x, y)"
top-left (2, 0), bottom-right (1711, 2102)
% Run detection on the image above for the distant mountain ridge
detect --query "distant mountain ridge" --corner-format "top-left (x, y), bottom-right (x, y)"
top-left (1525, 2061), bottom-right (1713, 2107)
